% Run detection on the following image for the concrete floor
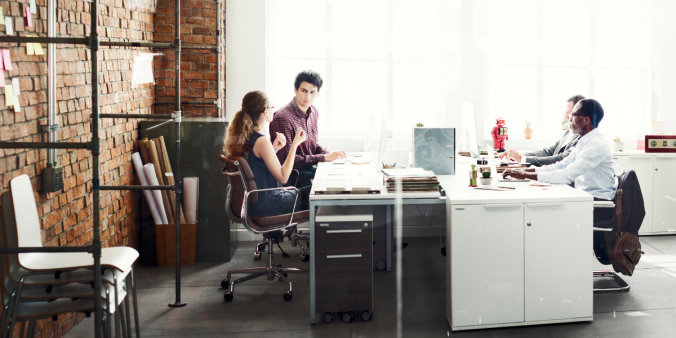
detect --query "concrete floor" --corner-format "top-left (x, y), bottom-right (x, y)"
top-left (66, 236), bottom-right (676, 338)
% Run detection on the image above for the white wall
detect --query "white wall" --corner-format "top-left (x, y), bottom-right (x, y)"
top-left (225, 0), bottom-right (267, 121)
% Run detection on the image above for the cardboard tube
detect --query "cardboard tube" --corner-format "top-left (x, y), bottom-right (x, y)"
top-left (132, 153), bottom-right (162, 225)
top-left (183, 177), bottom-right (199, 223)
top-left (143, 163), bottom-right (169, 224)
top-left (147, 140), bottom-right (175, 224)
top-left (156, 136), bottom-right (186, 224)
top-left (138, 139), bottom-right (151, 164)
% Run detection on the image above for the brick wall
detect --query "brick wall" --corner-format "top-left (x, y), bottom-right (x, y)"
top-left (153, 0), bottom-right (224, 117)
top-left (0, 0), bottom-right (155, 336)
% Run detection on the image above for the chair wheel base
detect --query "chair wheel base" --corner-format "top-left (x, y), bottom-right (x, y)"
top-left (278, 273), bottom-right (288, 281)
top-left (342, 311), bottom-right (355, 323)
top-left (221, 279), bottom-right (230, 289)
top-left (301, 254), bottom-right (310, 262)
top-left (361, 310), bottom-right (373, 322)
top-left (254, 252), bottom-right (261, 260)
top-left (323, 312), bottom-right (335, 323)
top-left (168, 301), bottom-right (188, 307)
top-left (283, 291), bottom-right (293, 301)
top-left (224, 292), bottom-right (234, 302)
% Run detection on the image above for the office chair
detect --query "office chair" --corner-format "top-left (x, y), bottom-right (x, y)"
top-left (592, 169), bottom-right (645, 292)
top-left (219, 155), bottom-right (309, 301)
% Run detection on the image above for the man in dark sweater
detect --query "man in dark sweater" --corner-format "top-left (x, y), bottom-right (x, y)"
top-left (499, 95), bottom-right (585, 166)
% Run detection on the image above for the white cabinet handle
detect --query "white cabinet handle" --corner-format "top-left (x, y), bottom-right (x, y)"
top-left (484, 204), bottom-right (521, 210)
top-left (326, 229), bottom-right (362, 234)
top-left (327, 254), bottom-right (362, 259)
top-left (527, 203), bottom-right (563, 208)
top-left (629, 156), bottom-right (650, 159)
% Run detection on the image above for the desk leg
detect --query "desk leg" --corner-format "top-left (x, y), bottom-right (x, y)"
top-left (310, 201), bottom-right (316, 325)
top-left (387, 204), bottom-right (392, 272)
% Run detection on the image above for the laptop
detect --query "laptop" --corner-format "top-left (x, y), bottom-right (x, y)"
top-left (486, 145), bottom-right (530, 183)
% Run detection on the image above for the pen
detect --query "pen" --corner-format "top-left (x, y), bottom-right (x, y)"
top-left (497, 186), bottom-right (515, 189)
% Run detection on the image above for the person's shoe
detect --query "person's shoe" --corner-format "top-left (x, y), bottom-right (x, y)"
top-left (441, 247), bottom-right (446, 257)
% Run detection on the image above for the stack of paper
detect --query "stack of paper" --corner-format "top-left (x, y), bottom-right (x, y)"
top-left (382, 168), bottom-right (439, 193)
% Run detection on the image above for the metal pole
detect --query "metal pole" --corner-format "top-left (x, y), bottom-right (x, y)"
top-left (217, 0), bottom-right (223, 117)
top-left (48, 0), bottom-right (56, 167)
top-left (169, 0), bottom-right (187, 308)
top-left (90, 1), bottom-right (104, 337)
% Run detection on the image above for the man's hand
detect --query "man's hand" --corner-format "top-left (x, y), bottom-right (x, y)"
top-left (324, 150), bottom-right (346, 162)
top-left (502, 168), bottom-right (537, 180)
top-left (500, 150), bottom-right (523, 162)
top-left (272, 132), bottom-right (286, 152)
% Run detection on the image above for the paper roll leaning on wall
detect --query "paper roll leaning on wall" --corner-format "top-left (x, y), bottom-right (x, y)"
top-left (143, 163), bottom-right (169, 224)
top-left (183, 177), bottom-right (199, 224)
top-left (132, 152), bottom-right (163, 225)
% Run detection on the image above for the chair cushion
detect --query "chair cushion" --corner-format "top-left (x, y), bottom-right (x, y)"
top-left (252, 210), bottom-right (310, 228)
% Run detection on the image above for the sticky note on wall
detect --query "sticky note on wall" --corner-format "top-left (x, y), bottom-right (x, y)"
top-left (5, 85), bottom-right (13, 106)
top-left (30, 0), bottom-right (36, 14)
top-left (27, 42), bottom-right (34, 55)
top-left (11, 78), bottom-right (19, 95)
top-left (0, 7), bottom-right (5, 25)
top-left (3, 50), bottom-right (12, 70)
top-left (13, 94), bottom-right (20, 113)
top-left (34, 43), bottom-right (43, 55)
top-left (5, 18), bottom-right (12, 35)
top-left (25, 7), bottom-right (32, 27)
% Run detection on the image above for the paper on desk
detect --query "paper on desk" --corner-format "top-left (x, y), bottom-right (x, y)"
top-left (5, 18), bottom-right (12, 35)
top-left (528, 181), bottom-right (552, 187)
top-left (11, 78), bottom-right (19, 95)
top-left (3, 50), bottom-right (12, 70)
top-left (29, 0), bottom-right (36, 14)
top-left (0, 7), bottom-right (5, 25)
top-left (4, 85), bottom-right (13, 106)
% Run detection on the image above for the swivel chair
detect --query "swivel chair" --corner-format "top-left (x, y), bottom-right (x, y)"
top-left (219, 155), bottom-right (309, 301)
top-left (592, 169), bottom-right (645, 292)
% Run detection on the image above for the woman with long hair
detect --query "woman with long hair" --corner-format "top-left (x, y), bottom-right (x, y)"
top-left (225, 90), bottom-right (310, 217)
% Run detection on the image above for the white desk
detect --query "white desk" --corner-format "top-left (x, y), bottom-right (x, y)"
top-left (444, 161), bottom-right (594, 331)
top-left (309, 162), bottom-right (444, 325)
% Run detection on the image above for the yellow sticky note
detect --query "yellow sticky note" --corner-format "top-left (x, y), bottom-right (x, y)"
top-left (13, 94), bottom-right (20, 113)
top-left (26, 43), bottom-right (34, 55)
top-left (0, 7), bottom-right (5, 25)
top-left (33, 43), bottom-right (43, 55)
top-left (5, 85), bottom-right (13, 106)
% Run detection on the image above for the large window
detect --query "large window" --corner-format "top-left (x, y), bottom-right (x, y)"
top-left (265, 0), bottom-right (672, 142)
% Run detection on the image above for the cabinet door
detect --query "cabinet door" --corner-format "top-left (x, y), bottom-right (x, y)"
top-left (450, 204), bottom-right (524, 327)
top-left (612, 156), bottom-right (653, 233)
top-left (653, 157), bottom-right (676, 233)
top-left (524, 202), bottom-right (593, 322)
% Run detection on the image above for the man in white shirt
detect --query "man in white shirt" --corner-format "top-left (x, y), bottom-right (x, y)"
top-left (503, 99), bottom-right (617, 201)
top-left (499, 95), bottom-right (585, 166)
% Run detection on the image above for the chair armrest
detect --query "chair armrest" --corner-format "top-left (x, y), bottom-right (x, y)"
top-left (593, 201), bottom-right (615, 209)
top-left (242, 186), bottom-right (300, 234)
top-left (593, 227), bottom-right (613, 232)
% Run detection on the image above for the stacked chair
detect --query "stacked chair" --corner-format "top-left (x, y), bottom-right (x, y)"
top-left (0, 174), bottom-right (141, 337)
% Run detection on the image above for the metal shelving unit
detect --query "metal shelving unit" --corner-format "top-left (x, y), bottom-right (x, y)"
top-left (0, 0), bottom-right (216, 336)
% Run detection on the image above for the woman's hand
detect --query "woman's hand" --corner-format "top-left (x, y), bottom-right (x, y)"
top-left (293, 128), bottom-right (307, 146)
top-left (272, 132), bottom-right (286, 152)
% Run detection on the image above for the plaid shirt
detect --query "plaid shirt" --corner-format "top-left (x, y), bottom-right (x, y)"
top-left (269, 98), bottom-right (329, 169)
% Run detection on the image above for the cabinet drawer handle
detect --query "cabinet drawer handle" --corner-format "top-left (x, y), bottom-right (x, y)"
top-left (484, 204), bottom-right (521, 210)
top-left (629, 156), bottom-right (650, 159)
top-left (527, 203), bottom-right (563, 208)
top-left (327, 254), bottom-right (362, 259)
top-left (319, 223), bottom-right (330, 227)
top-left (326, 229), bottom-right (362, 234)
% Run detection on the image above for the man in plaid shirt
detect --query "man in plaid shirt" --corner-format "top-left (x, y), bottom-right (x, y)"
top-left (269, 70), bottom-right (345, 187)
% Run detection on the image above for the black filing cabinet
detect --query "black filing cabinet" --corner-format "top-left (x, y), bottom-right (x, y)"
top-left (315, 206), bottom-right (374, 323)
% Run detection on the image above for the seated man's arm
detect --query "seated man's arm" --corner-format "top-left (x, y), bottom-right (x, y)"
top-left (524, 146), bottom-right (575, 167)
top-left (315, 143), bottom-right (330, 155)
top-left (535, 145), bottom-right (603, 184)
top-left (270, 118), bottom-right (324, 169)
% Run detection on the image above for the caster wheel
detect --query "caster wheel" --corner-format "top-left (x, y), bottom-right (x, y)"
top-left (323, 312), bottom-right (336, 323)
top-left (374, 259), bottom-right (386, 271)
top-left (278, 273), bottom-right (288, 281)
top-left (254, 252), bottom-right (261, 260)
top-left (283, 291), bottom-right (293, 301)
top-left (342, 311), bottom-right (354, 323)
top-left (307, 240), bottom-right (310, 248)
top-left (301, 254), bottom-right (310, 262)
top-left (361, 310), bottom-right (373, 322)
top-left (224, 292), bottom-right (234, 302)
top-left (220, 279), bottom-right (230, 289)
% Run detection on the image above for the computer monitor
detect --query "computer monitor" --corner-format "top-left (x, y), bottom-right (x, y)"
top-left (458, 102), bottom-right (480, 158)
top-left (364, 113), bottom-right (383, 152)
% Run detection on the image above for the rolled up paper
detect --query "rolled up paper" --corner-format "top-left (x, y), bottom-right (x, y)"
top-left (183, 177), bottom-right (199, 224)
top-left (143, 163), bottom-right (169, 224)
top-left (147, 139), bottom-right (175, 224)
top-left (132, 153), bottom-right (162, 225)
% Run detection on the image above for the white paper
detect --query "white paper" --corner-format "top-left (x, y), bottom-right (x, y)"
top-left (29, 0), bottom-right (36, 14)
top-left (132, 153), bottom-right (162, 225)
top-left (183, 177), bottom-right (199, 224)
top-left (11, 78), bottom-right (19, 95)
top-left (131, 53), bottom-right (159, 87)
top-left (5, 18), bottom-right (12, 35)
top-left (143, 163), bottom-right (169, 224)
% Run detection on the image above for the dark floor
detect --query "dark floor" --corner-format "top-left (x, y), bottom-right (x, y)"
top-left (66, 236), bottom-right (676, 338)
